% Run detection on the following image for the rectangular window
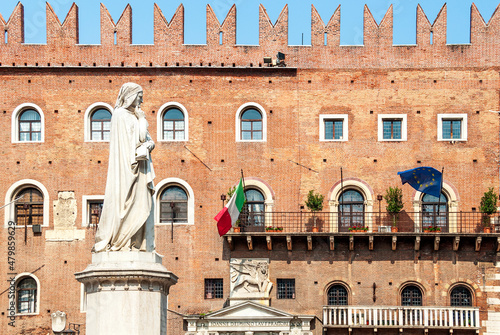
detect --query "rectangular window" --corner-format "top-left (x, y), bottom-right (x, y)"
top-left (320, 114), bottom-right (348, 141)
top-left (324, 120), bottom-right (343, 140)
top-left (277, 279), bottom-right (295, 299)
top-left (442, 120), bottom-right (461, 139)
top-left (383, 120), bottom-right (402, 139)
top-left (88, 201), bottom-right (103, 226)
top-left (205, 279), bottom-right (223, 299)
top-left (437, 114), bottom-right (467, 141)
top-left (378, 114), bottom-right (407, 141)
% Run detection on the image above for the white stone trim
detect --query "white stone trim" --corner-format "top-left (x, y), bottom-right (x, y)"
top-left (319, 114), bottom-right (348, 141)
top-left (80, 283), bottom-right (87, 313)
top-left (10, 273), bottom-right (41, 315)
top-left (156, 102), bottom-right (189, 142)
top-left (328, 178), bottom-right (374, 232)
top-left (437, 113), bottom-right (468, 141)
top-left (235, 102), bottom-right (267, 142)
top-left (412, 181), bottom-right (459, 232)
top-left (155, 178), bottom-right (194, 225)
top-left (377, 113), bottom-right (407, 141)
top-left (83, 102), bottom-right (113, 142)
top-left (11, 103), bottom-right (45, 143)
top-left (4, 179), bottom-right (50, 227)
top-left (81, 195), bottom-right (104, 227)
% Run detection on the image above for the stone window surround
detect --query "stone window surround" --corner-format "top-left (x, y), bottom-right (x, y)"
top-left (377, 113), bottom-right (407, 141)
top-left (4, 179), bottom-right (50, 228)
top-left (81, 195), bottom-right (104, 227)
top-left (437, 113), bottom-right (468, 141)
top-left (235, 102), bottom-right (267, 142)
top-left (319, 114), bottom-right (348, 141)
top-left (11, 273), bottom-right (41, 316)
top-left (11, 103), bottom-right (45, 143)
top-left (84, 102), bottom-right (113, 142)
top-left (156, 102), bottom-right (189, 142)
top-left (155, 178), bottom-right (194, 225)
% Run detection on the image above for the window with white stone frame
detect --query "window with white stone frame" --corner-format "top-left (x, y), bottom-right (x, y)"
top-left (437, 114), bottom-right (467, 141)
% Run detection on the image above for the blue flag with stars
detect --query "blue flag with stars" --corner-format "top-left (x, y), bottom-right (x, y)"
top-left (397, 167), bottom-right (442, 198)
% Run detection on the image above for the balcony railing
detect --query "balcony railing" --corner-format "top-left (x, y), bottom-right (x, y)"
top-left (237, 211), bottom-right (498, 234)
top-left (323, 306), bottom-right (480, 328)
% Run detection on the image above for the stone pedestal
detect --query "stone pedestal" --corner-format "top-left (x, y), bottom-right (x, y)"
top-left (75, 251), bottom-right (177, 335)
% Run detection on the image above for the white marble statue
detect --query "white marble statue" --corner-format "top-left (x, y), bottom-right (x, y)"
top-left (94, 83), bottom-right (155, 252)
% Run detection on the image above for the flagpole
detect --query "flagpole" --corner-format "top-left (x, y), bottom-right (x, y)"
top-left (436, 167), bottom-right (444, 228)
top-left (340, 167), bottom-right (344, 230)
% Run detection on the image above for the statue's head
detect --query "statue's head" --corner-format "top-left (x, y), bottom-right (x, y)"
top-left (115, 82), bottom-right (143, 109)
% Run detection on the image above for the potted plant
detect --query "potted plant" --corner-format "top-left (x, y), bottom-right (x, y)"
top-left (480, 188), bottom-right (497, 233)
top-left (305, 190), bottom-right (324, 232)
top-left (423, 226), bottom-right (441, 233)
top-left (384, 186), bottom-right (404, 232)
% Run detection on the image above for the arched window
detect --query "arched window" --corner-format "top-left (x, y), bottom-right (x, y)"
top-left (401, 286), bottom-right (423, 306)
top-left (338, 190), bottom-right (365, 232)
top-left (90, 108), bottom-right (111, 141)
top-left (19, 109), bottom-right (41, 142)
top-left (236, 103), bottom-right (267, 142)
top-left (240, 188), bottom-right (265, 231)
top-left (160, 186), bottom-right (188, 223)
top-left (241, 109), bottom-right (262, 140)
top-left (162, 108), bottom-right (185, 140)
top-left (450, 286), bottom-right (472, 306)
top-left (422, 192), bottom-right (448, 232)
top-left (17, 277), bottom-right (37, 314)
top-left (327, 285), bottom-right (348, 305)
top-left (15, 188), bottom-right (43, 226)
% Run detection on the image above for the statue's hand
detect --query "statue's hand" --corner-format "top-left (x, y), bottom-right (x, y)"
top-left (135, 106), bottom-right (146, 119)
top-left (145, 140), bottom-right (155, 152)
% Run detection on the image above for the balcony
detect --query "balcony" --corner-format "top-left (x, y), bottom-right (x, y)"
top-left (235, 211), bottom-right (498, 234)
top-left (226, 211), bottom-right (500, 252)
top-left (323, 306), bottom-right (480, 330)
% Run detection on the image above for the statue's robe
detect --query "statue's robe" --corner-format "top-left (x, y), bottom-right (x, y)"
top-left (94, 107), bottom-right (155, 252)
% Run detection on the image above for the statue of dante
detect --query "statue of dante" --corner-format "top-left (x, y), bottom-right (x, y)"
top-left (94, 83), bottom-right (155, 252)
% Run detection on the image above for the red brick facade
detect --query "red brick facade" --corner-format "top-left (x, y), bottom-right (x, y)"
top-left (0, 3), bottom-right (500, 335)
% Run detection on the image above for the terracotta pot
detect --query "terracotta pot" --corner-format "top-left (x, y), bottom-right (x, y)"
top-left (312, 227), bottom-right (319, 233)
top-left (391, 226), bottom-right (398, 233)
top-left (233, 227), bottom-right (240, 233)
top-left (424, 229), bottom-right (430, 233)
top-left (484, 227), bottom-right (491, 233)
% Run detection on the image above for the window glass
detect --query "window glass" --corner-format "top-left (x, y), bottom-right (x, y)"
top-left (90, 109), bottom-right (111, 141)
top-left (442, 120), bottom-right (462, 139)
top-left (451, 286), bottom-right (472, 307)
top-left (422, 192), bottom-right (448, 232)
top-left (19, 109), bottom-right (41, 142)
top-left (205, 279), bottom-right (223, 299)
top-left (277, 279), bottom-right (295, 299)
top-left (17, 278), bottom-right (37, 313)
top-left (160, 186), bottom-right (188, 223)
top-left (383, 120), bottom-right (402, 139)
top-left (327, 285), bottom-right (348, 305)
top-left (15, 188), bottom-right (43, 226)
top-left (325, 120), bottom-right (343, 140)
top-left (401, 286), bottom-right (422, 306)
top-left (88, 201), bottom-right (103, 226)
top-left (339, 190), bottom-right (364, 231)
top-left (241, 108), bottom-right (263, 140)
top-left (163, 108), bottom-right (185, 140)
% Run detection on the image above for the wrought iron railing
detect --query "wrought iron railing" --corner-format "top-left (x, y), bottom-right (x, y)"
top-left (323, 306), bottom-right (480, 328)
top-left (236, 211), bottom-right (499, 234)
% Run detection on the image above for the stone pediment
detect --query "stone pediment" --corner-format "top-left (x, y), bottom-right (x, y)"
top-left (207, 301), bottom-right (293, 319)
top-left (185, 301), bottom-right (313, 334)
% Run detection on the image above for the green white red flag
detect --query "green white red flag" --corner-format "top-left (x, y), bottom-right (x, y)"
top-left (215, 178), bottom-right (245, 236)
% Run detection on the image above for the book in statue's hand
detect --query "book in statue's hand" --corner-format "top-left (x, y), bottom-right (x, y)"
top-left (135, 143), bottom-right (149, 161)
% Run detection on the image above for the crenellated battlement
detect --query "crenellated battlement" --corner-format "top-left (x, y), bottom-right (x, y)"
top-left (1, 2), bottom-right (500, 69)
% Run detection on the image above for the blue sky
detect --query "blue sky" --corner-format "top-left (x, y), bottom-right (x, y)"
top-left (0, 0), bottom-right (498, 45)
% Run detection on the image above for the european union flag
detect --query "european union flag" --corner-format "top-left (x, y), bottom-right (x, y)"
top-left (397, 167), bottom-right (443, 198)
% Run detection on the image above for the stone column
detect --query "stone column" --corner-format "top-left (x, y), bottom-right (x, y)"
top-left (75, 251), bottom-right (177, 335)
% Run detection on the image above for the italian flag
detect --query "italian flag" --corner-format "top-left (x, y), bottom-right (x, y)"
top-left (215, 178), bottom-right (245, 236)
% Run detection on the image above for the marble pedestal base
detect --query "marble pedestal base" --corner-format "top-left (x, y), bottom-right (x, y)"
top-left (75, 251), bottom-right (178, 335)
